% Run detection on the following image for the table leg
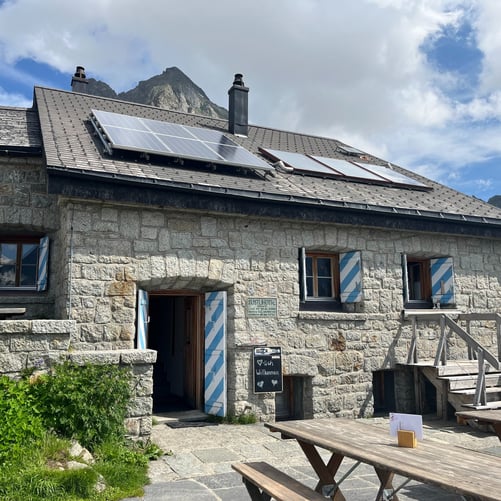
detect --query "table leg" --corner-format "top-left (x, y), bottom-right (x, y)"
top-left (492, 423), bottom-right (501, 442)
top-left (374, 468), bottom-right (399, 501)
top-left (297, 440), bottom-right (346, 500)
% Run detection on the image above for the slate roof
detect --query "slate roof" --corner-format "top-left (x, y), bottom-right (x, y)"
top-left (12, 86), bottom-right (501, 233)
top-left (0, 106), bottom-right (41, 152)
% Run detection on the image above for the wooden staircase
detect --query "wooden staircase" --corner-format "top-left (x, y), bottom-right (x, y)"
top-left (417, 361), bottom-right (501, 418)
top-left (403, 312), bottom-right (501, 419)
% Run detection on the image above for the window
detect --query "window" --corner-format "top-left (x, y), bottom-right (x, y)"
top-left (402, 255), bottom-right (454, 308)
top-left (305, 253), bottom-right (339, 300)
top-left (300, 249), bottom-right (362, 309)
top-left (0, 236), bottom-right (49, 291)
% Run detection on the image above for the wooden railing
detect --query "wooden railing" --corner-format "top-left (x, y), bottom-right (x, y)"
top-left (404, 311), bottom-right (501, 407)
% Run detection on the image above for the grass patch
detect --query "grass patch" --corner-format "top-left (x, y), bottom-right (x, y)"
top-left (208, 411), bottom-right (257, 425)
top-left (0, 363), bottom-right (163, 501)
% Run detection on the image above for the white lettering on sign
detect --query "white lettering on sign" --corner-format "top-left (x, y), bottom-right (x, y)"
top-left (247, 298), bottom-right (277, 318)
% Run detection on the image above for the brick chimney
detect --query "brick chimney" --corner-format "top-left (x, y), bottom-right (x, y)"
top-left (228, 73), bottom-right (248, 136)
top-left (71, 66), bottom-right (88, 93)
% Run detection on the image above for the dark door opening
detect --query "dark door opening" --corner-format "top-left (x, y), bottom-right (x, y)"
top-left (147, 293), bottom-right (204, 413)
top-left (275, 376), bottom-right (305, 421)
top-left (373, 370), bottom-right (396, 415)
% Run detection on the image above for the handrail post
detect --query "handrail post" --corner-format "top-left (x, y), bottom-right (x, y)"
top-left (473, 350), bottom-right (487, 407)
top-left (434, 315), bottom-right (447, 366)
top-left (407, 316), bottom-right (418, 364)
top-left (496, 314), bottom-right (501, 362)
top-left (466, 319), bottom-right (474, 360)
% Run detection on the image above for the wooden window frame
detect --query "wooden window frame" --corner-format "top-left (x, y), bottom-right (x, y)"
top-left (0, 236), bottom-right (41, 291)
top-left (305, 252), bottom-right (340, 301)
top-left (404, 256), bottom-right (432, 308)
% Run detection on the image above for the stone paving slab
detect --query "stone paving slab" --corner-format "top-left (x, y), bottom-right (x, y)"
top-left (123, 417), bottom-right (501, 500)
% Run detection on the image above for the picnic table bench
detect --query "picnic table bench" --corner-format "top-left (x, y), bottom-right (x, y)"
top-left (456, 408), bottom-right (501, 442)
top-left (232, 461), bottom-right (325, 501)
top-left (233, 418), bottom-right (501, 500)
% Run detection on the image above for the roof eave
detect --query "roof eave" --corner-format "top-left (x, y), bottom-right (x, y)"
top-left (45, 166), bottom-right (501, 238)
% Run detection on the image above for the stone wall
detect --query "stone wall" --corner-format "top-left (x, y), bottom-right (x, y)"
top-left (0, 156), bottom-right (60, 318)
top-left (56, 199), bottom-right (501, 419)
top-left (0, 319), bottom-right (156, 439)
top-left (2, 158), bottom-right (501, 420)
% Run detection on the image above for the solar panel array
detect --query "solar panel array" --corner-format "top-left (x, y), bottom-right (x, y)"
top-left (91, 109), bottom-right (272, 172)
top-left (260, 147), bottom-right (428, 189)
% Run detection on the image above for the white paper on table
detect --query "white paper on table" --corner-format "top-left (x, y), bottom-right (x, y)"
top-left (389, 413), bottom-right (423, 440)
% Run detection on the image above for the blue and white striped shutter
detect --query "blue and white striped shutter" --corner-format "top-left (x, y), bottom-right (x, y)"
top-left (430, 257), bottom-right (455, 305)
top-left (136, 289), bottom-right (149, 349)
top-left (36, 236), bottom-right (49, 291)
top-left (402, 254), bottom-right (410, 304)
top-left (204, 291), bottom-right (227, 417)
top-left (299, 247), bottom-right (307, 302)
top-left (339, 251), bottom-right (363, 303)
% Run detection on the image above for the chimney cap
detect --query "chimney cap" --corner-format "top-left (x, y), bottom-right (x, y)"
top-left (233, 73), bottom-right (245, 86)
top-left (74, 66), bottom-right (86, 78)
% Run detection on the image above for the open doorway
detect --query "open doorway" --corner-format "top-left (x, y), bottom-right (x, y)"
top-left (147, 293), bottom-right (204, 413)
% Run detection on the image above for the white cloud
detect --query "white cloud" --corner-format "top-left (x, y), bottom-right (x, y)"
top-left (0, 87), bottom-right (32, 107)
top-left (0, 1), bottom-right (501, 197)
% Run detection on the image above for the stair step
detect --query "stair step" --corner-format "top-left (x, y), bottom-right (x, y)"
top-left (438, 373), bottom-right (501, 390)
top-left (449, 387), bottom-right (501, 396)
top-left (462, 401), bottom-right (501, 410)
top-left (426, 361), bottom-right (499, 377)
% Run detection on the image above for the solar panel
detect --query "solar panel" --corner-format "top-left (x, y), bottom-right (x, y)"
top-left (91, 109), bottom-right (272, 172)
top-left (260, 148), bottom-right (335, 174)
top-left (260, 147), bottom-right (429, 190)
top-left (311, 155), bottom-right (386, 181)
top-left (352, 161), bottom-right (428, 187)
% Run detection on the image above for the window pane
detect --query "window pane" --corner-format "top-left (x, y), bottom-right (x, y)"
top-left (0, 264), bottom-right (16, 286)
top-left (0, 243), bottom-right (17, 265)
top-left (317, 277), bottom-right (332, 297)
top-left (306, 277), bottom-right (314, 297)
top-left (317, 258), bottom-right (332, 277)
top-left (408, 262), bottom-right (422, 300)
top-left (20, 265), bottom-right (37, 286)
top-left (21, 244), bottom-right (38, 265)
top-left (20, 244), bottom-right (38, 286)
top-left (0, 244), bottom-right (18, 286)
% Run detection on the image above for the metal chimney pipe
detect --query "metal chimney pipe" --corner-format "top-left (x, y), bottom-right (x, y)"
top-left (71, 66), bottom-right (89, 93)
top-left (228, 73), bottom-right (249, 136)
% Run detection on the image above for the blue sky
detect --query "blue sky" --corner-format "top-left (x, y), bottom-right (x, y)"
top-left (0, 1), bottom-right (501, 202)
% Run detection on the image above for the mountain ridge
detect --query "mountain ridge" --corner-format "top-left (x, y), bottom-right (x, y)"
top-left (86, 67), bottom-right (227, 119)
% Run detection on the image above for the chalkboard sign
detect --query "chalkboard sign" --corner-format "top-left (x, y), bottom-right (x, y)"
top-left (253, 347), bottom-right (283, 393)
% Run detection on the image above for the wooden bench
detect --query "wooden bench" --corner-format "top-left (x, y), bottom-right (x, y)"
top-left (232, 461), bottom-right (326, 501)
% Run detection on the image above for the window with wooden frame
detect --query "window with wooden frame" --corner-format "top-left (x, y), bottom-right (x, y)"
top-left (299, 249), bottom-right (363, 310)
top-left (0, 236), bottom-right (49, 291)
top-left (402, 254), bottom-right (455, 308)
top-left (306, 252), bottom-right (339, 300)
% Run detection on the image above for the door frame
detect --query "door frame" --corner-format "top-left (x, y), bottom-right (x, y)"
top-left (147, 290), bottom-right (205, 410)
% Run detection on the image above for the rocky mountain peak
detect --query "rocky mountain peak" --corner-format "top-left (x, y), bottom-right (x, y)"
top-left (86, 67), bottom-right (227, 119)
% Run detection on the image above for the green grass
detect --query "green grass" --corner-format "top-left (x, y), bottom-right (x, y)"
top-left (208, 411), bottom-right (257, 425)
top-left (0, 433), bottom-right (155, 501)
top-left (0, 363), bottom-right (164, 501)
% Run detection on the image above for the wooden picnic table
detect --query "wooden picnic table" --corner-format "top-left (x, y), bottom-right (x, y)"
top-left (264, 418), bottom-right (501, 501)
top-left (456, 409), bottom-right (501, 442)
